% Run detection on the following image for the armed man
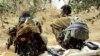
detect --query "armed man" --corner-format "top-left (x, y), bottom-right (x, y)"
top-left (51, 5), bottom-right (89, 49)
top-left (6, 11), bottom-right (48, 56)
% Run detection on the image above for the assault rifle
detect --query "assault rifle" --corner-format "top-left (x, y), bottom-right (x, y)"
top-left (84, 42), bottom-right (99, 50)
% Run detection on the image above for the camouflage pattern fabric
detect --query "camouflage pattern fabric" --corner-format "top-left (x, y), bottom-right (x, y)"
top-left (16, 20), bottom-right (41, 38)
top-left (51, 17), bottom-right (71, 38)
top-left (15, 19), bottom-right (47, 45)
top-left (63, 16), bottom-right (89, 41)
top-left (64, 22), bottom-right (89, 41)
top-left (50, 17), bottom-right (71, 44)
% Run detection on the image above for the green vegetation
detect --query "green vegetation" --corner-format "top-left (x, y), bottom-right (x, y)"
top-left (70, 0), bottom-right (100, 13)
top-left (0, 0), bottom-right (52, 28)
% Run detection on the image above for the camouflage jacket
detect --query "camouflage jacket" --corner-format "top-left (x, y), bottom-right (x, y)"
top-left (50, 16), bottom-right (84, 38)
top-left (16, 19), bottom-right (41, 38)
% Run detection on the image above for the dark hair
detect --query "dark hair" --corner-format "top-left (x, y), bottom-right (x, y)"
top-left (21, 11), bottom-right (30, 17)
top-left (61, 5), bottom-right (72, 16)
top-left (19, 11), bottom-right (31, 24)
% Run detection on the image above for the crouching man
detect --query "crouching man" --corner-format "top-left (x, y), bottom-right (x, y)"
top-left (6, 11), bottom-right (47, 56)
top-left (51, 5), bottom-right (89, 49)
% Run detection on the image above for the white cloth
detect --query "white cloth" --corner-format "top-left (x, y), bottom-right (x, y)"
top-left (40, 42), bottom-right (100, 56)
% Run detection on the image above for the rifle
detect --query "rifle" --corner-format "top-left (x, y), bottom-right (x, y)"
top-left (47, 48), bottom-right (65, 56)
top-left (47, 42), bottom-right (100, 56)
top-left (84, 42), bottom-right (99, 50)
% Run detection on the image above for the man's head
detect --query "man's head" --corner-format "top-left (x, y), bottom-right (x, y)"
top-left (61, 5), bottom-right (72, 17)
top-left (19, 11), bottom-right (31, 24)
top-left (21, 11), bottom-right (31, 17)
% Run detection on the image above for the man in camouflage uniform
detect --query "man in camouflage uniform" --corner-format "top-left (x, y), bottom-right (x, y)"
top-left (14, 20), bottom-right (47, 55)
top-left (7, 11), bottom-right (44, 50)
top-left (7, 11), bottom-right (32, 49)
top-left (51, 5), bottom-right (89, 49)
top-left (10, 11), bottom-right (47, 55)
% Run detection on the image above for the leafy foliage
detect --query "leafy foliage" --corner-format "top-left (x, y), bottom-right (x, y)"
top-left (70, 0), bottom-right (100, 13)
top-left (0, 0), bottom-right (19, 14)
top-left (30, 0), bottom-right (51, 18)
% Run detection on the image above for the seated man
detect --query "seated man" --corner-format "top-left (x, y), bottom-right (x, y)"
top-left (51, 5), bottom-right (89, 49)
top-left (6, 11), bottom-right (47, 56)
top-left (7, 11), bottom-right (43, 49)
top-left (14, 20), bottom-right (47, 55)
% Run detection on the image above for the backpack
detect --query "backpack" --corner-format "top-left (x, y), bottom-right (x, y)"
top-left (59, 16), bottom-right (89, 42)
top-left (64, 22), bottom-right (89, 41)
